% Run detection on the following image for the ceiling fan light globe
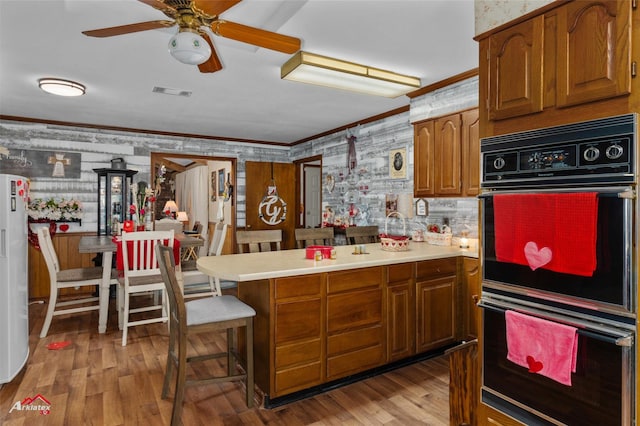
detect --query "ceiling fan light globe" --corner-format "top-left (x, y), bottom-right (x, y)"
top-left (168, 31), bottom-right (212, 65)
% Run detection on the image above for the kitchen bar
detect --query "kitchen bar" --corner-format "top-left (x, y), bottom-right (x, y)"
top-left (197, 243), bottom-right (478, 406)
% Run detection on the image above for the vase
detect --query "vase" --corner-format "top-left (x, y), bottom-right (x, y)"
top-left (136, 225), bottom-right (146, 232)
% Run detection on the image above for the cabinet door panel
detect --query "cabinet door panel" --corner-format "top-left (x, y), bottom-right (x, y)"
top-left (327, 324), bottom-right (384, 356)
top-left (488, 16), bottom-right (544, 120)
top-left (327, 342), bottom-right (385, 380)
top-left (414, 120), bottom-right (435, 197)
top-left (327, 288), bottom-right (382, 333)
top-left (416, 275), bottom-right (456, 353)
top-left (434, 114), bottom-right (462, 195)
top-left (275, 298), bottom-right (322, 344)
top-left (556, 0), bottom-right (631, 107)
top-left (387, 283), bottom-right (414, 361)
top-left (462, 109), bottom-right (480, 196)
top-left (275, 362), bottom-right (323, 396)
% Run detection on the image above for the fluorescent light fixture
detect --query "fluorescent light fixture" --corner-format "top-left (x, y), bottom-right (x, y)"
top-left (38, 78), bottom-right (85, 97)
top-left (281, 51), bottom-right (421, 98)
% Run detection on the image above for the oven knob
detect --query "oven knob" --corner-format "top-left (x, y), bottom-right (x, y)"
top-left (606, 144), bottom-right (624, 160)
top-left (493, 157), bottom-right (505, 170)
top-left (583, 146), bottom-right (600, 162)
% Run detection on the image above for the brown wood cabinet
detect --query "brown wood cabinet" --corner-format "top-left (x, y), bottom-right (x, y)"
top-left (238, 256), bottom-right (473, 402)
top-left (386, 263), bottom-right (415, 361)
top-left (416, 258), bottom-right (458, 352)
top-left (478, 0), bottom-right (635, 138)
top-left (413, 108), bottom-right (479, 198)
top-left (462, 257), bottom-right (480, 339)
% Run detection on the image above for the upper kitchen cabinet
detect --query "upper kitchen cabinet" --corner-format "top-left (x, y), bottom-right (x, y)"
top-left (487, 16), bottom-right (544, 121)
top-left (414, 108), bottom-right (479, 198)
top-left (478, 0), bottom-right (635, 137)
top-left (556, 0), bottom-right (631, 108)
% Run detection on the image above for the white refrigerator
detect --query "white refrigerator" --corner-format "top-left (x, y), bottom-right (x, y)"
top-left (0, 174), bottom-right (29, 384)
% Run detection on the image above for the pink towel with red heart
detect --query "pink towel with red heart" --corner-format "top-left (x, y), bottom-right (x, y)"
top-left (505, 310), bottom-right (578, 386)
top-left (493, 193), bottom-right (598, 277)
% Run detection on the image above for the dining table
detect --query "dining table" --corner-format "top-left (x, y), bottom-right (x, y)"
top-left (78, 233), bottom-right (204, 334)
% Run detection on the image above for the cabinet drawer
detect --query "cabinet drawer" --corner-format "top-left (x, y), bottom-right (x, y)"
top-left (327, 288), bottom-right (382, 333)
top-left (275, 298), bottom-right (322, 344)
top-left (327, 343), bottom-right (385, 380)
top-left (327, 324), bottom-right (384, 356)
top-left (275, 362), bottom-right (323, 396)
top-left (276, 338), bottom-right (322, 369)
top-left (275, 274), bottom-right (322, 300)
top-left (387, 263), bottom-right (413, 284)
top-left (416, 258), bottom-right (456, 279)
top-left (327, 267), bottom-right (383, 294)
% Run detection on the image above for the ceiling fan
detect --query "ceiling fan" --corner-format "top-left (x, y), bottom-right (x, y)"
top-left (82, 0), bottom-right (301, 73)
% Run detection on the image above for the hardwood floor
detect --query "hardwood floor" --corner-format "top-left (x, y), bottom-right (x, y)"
top-left (0, 296), bottom-right (450, 425)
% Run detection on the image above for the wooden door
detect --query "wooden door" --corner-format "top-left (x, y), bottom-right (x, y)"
top-left (413, 120), bottom-right (435, 197)
top-left (245, 161), bottom-right (296, 249)
top-left (556, 0), bottom-right (631, 108)
top-left (488, 16), bottom-right (544, 120)
top-left (434, 113), bottom-right (462, 195)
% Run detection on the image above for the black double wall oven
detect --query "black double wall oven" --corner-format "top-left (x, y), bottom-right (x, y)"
top-left (479, 114), bottom-right (638, 425)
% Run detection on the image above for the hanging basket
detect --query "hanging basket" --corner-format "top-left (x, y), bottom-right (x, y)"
top-left (380, 212), bottom-right (410, 252)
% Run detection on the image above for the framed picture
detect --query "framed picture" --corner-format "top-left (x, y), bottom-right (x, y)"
top-left (415, 198), bottom-right (428, 216)
top-left (218, 169), bottom-right (225, 196)
top-left (210, 171), bottom-right (217, 201)
top-left (389, 148), bottom-right (407, 179)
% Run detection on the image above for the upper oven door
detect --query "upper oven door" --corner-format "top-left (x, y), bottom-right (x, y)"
top-left (481, 187), bottom-right (634, 317)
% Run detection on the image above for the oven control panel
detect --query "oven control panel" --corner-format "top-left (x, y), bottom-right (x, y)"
top-left (481, 114), bottom-right (637, 187)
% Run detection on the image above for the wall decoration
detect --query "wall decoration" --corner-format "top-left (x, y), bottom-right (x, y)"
top-left (0, 148), bottom-right (81, 178)
top-left (218, 169), bottom-right (225, 196)
top-left (389, 148), bottom-right (407, 179)
top-left (385, 193), bottom-right (398, 216)
top-left (415, 198), bottom-right (428, 216)
top-left (210, 171), bottom-right (217, 201)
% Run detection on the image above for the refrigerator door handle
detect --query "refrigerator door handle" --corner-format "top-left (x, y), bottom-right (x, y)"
top-left (1, 229), bottom-right (5, 257)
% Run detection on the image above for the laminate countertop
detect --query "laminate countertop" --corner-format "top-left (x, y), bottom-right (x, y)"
top-left (197, 242), bottom-right (478, 282)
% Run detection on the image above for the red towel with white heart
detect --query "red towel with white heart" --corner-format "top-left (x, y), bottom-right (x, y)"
top-left (493, 193), bottom-right (598, 277)
top-left (505, 310), bottom-right (578, 386)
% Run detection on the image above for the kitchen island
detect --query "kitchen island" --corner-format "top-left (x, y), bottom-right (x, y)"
top-left (197, 242), bottom-right (478, 406)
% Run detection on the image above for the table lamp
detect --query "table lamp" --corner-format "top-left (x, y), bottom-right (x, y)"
top-left (163, 200), bottom-right (178, 219)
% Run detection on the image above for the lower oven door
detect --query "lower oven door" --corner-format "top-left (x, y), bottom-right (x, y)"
top-left (480, 297), bottom-right (635, 425)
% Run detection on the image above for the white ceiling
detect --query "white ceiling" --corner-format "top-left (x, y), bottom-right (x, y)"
top-left (0, 0), bottom-right (478, 145)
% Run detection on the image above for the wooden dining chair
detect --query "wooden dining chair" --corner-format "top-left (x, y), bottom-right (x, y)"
top-left (294, 227), bottom-right (335, 248)
top-left (156, 244), bottom-right (255, 426)
top-left (236, 229), bottom-right (282, 253)
top-left (182, 222), bottom-right (229, 298)
top-left (345, 225), bottom-right (381, 245)
top-left (37, 227), bottom-right (118, 338)
top-left (118, 229), bottom-right (174, 346)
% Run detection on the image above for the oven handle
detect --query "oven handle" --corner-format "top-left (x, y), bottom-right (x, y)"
top-left (479, 298), bottom-right (634, 347)
top-left (478, 187), bottom-right (634, 198)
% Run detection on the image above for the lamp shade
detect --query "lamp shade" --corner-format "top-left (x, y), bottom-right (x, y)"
top-left (163, 200), bottom-right (178, 213)
top-left (176, 211), bottom-right (189, 222)
top-left (168, 30), bottom-right (211, 65)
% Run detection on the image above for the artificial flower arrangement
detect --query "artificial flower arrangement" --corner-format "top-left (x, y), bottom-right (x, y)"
top-left (28, 197), bottom-right (83, 221)
top-left (129, 182), bottom-right (157, 225)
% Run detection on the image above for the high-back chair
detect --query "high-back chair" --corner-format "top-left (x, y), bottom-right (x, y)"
top-left (118, 230), bottom-right (175, 346)
top-left (37, 227), bottom-right (118, 338)
top-left (236, 229), bottom-right (282, 253)
top-left (294, 227), bottom-right (335, 248)
top-left (345, 225), bottom-right (380, 245)
top-left (182, 222), bottom-right (228, 298)
top-left (156, 244), bottom-right (255, 425)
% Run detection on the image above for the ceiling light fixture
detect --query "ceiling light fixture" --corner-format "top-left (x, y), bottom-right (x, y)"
top-left (168, 30), bottom-right (212, 65)
top-left (281, 51), bottom-right (421, 98)
top-left (38, 78), bottom-right (86, 97)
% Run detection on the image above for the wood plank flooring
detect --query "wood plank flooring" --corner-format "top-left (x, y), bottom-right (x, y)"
top-left (0, 296), bottom-right (450, 425)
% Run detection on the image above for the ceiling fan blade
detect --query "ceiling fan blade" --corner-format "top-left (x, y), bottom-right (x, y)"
top-left (82, 20), bottom-right (175, 38)
top-left (137, 0), bottom-right (178, 18)
top-left (198, 33), bottom-right (223, 73)
top-left (192, 0), bottom-right (242, 18)
top-left (212, 20), bottom-right (300, 54)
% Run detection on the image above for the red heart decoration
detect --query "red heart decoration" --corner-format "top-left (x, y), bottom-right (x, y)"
top-left (59, 224), bottom-right (69, 232)
top-left (17, 180), bottom-right (22, 185)
top-left (526, 355), bottom-right (544, 373)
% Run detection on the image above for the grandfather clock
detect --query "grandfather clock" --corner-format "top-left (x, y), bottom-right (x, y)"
top-left (94, 167), bottom-right (137, 236)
